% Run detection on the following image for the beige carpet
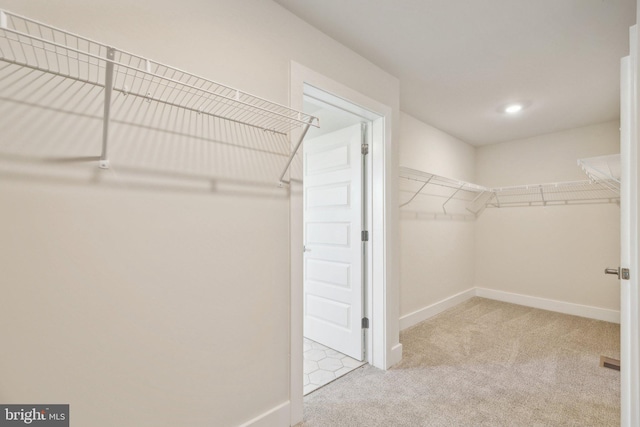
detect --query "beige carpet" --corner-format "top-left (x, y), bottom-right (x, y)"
top-left (301, 297), bottom-right (620, 426)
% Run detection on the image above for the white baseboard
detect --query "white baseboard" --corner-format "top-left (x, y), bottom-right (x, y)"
top-left (399, 287), bottom-right (620, 331)
top-left (475, 287), bottom-right (620, 324)
top-left (389, 343), bottom-right (403, 367)
top-left (399, 288), bottom-right (476, 330)
top-left (239, 401), bottom-right (290, 427)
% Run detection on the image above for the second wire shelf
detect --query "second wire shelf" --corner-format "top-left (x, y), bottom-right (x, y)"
top-left (400, 155), bottom-right (621, 218)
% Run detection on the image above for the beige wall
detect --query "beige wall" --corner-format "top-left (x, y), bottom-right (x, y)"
top-left (0, 1), bottom-right (399, 426)
top-left (399, 113), bottom-right (475, 182)
top-left (475, 121), bottom-right (621, 310)
top-left (399, 117), bottom-right (621, 321)
top-left (476, 121), bottom-right (621, 186)
top-left (399, 113), bottom-right (476, 317)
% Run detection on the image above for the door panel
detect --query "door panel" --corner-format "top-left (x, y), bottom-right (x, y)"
top-left (303, 123), bottom-right (364, 360)
top-left (306, 184), bottom-right (351, 209)
top-left (620, 24), bottom-right (639, 427)
top-left (306, 222), bottom-right (351, 247)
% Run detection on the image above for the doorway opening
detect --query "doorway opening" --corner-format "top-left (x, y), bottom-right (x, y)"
top-left (301, 93), bottom-right (371, 394)
top-left (289, 61), bottom-right (398, 425)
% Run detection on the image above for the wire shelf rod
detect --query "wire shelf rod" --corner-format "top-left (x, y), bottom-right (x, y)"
top-left (112, 84), bottom-right (292, 136)
top-left (486, 198), bottom-right (618, 208)
top-left (492, 179), bottom-right (618, 192)
top-left (399, 189), bottom-right (480, 203)
top-left (0, 58), bottom-right (105, 92)
top-left (399, 167), bottom-right (488, 192)
top-left (401, 174), bottom-right (475, 191)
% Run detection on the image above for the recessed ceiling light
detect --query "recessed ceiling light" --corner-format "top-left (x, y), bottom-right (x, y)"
top-left (496, 101), bottom-right (532, 115)
top-left (504, 104), bottom-right (523, 114)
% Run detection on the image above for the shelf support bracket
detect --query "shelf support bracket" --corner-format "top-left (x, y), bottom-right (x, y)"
top-left (277, 118), bottom-right (314, 187)
top-left (494, 191), bottom-right (502, 208)
top-left (99, 47), bottom-right (116, 169)
top-left (400, 176), bottom-right (432, 208)
top-left (442, 184), bottom-right (464, 215)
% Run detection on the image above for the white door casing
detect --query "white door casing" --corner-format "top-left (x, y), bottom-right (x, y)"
top-left (620, 24), bottom-right (639, 427)
top-left (290, 63), bottom-right (398, 426)
top-left (303, 123), bottom-right (365, 361)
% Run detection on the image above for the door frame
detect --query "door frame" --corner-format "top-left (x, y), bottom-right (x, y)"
top-left (289, 61), bottom-right (401, 425)
top-left (621, 23), bottom-right (640, 427)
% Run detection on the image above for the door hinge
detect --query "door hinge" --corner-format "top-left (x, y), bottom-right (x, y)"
top-left (361, 230), bottom-right (369, 241)
top-left (362, 317), bottom-right (369, 329)
top-left (361, 143), bottom-right (369, 155)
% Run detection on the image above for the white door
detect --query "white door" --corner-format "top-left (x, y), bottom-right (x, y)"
top-left (303, 123), bottom-right (365, 361)
top-left (620, 24), bottom-right (639, 427)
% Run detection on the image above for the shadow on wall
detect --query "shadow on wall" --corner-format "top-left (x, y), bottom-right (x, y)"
top-left (0, 62), bottom-right (292, 198)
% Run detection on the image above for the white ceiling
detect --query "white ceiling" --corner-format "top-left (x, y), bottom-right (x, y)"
top-left (274, 0), bottom-right (636, 145)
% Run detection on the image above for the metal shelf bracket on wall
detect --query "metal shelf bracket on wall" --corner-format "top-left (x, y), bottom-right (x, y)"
top-left (277, 117), bottom-right (315, 187)
top-left (99, 46), bottom-right (116, 169)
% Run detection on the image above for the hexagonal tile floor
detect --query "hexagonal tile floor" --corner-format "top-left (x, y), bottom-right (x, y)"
top-left (303, 338), bottom-right (366, 395)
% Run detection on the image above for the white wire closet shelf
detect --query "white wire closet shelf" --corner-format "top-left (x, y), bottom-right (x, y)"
top-left (485, 180), bottom-right (619, 209)
top-left (577, 154), bottom-right (621, 193)
top-left (400, 159), bottom-right (621, 217)
top-left (490, 154), bottom-right (620, 208)
top-left (399, 167), bottom-right (492, 217)
top-left (0, 9), bottom-right (319, 184)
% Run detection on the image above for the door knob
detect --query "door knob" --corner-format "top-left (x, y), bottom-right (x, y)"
top-left (605, 267), bottom-right (630, 280)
